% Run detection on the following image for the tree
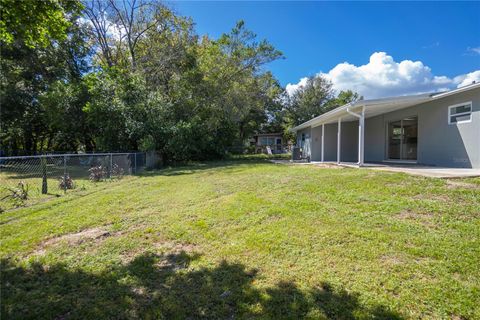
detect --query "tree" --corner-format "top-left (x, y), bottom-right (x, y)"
top-left (2, 2), bottom-right (287, 161)
top-left (0, 12), bottom-right (92, 154)
top-left (0, 0), bottom-right (83, 48)
top-left (283, 75), bottom-right (360, 127)
top-left (82, 0), bottom-right (173, 69)
top-left (328, 90), bottom-right (360, 109)
top-left (285, 75), bottom-right (335, 126)
top-left (190, 21), bottom-right (283, 148)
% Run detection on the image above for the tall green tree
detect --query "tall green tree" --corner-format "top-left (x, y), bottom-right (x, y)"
top-left (1, 9), bottom-right (91, 154)
top-left (82, 15), bottom-right (284, 161)
top-left (285, 75), bottom-right (334, 126)
top-left (0, 0), bottom-right (83, 48)
top-left (284, 75), bottom-right (359, 127)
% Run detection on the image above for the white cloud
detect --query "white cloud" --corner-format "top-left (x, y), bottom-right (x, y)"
top-left (78, 16), bottom-right (126, 42)
top-left (285, 77), bottom-right (308, 96)
top-left (286, 52), bottom-right (479, 99)
top-left (466, 46), bottom-right (480, 55)
top-left (453, 70), bottom-right (480, 88)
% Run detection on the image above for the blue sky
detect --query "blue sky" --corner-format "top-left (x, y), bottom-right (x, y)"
top-left (171, 1), bottom-right (480, 98)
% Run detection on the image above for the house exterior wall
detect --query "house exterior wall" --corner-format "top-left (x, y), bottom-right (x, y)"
top-left (364, 116), bottom-right (385, 162)
top-left (323, 123), bottom-right (338, 161)
top-left (310, 123), bottom-right (339, 162)
top-left (296, 87), bottom-right (479, 167)
top-left (364, 87), bottom-right (480, 168)
top-left (299, 121), bottom-right (359, 162)
top-left (340, 121), bottom-right (358, 162)
top-left (311, 126), bottom-right (323, 161)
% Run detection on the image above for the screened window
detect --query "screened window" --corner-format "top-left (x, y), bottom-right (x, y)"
top-left (448, 102), bottom-right (472, 125)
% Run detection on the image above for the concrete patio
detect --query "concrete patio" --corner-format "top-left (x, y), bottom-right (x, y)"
top-left (271, 160), bottom-right (480, 178)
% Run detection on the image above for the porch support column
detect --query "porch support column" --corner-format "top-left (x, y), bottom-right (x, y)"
top-left (321, 124), bottom-right (325, 162)
top-left (346, 105), bottom-right (365, 167)
top-left (358, 106), bottom-right (365, 166)
top-left (337, 117), bottom-right (342, 164)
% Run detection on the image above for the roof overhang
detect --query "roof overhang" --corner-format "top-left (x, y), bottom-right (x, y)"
top-left (291, 82), bottom-right (480, 132)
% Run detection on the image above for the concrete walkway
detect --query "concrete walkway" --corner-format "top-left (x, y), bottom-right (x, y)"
top-left (271, 160), bottom-right (480, 178)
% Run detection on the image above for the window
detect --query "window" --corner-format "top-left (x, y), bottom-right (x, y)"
top-left (448, 102), bottom-right (472, 125)
top-left (259, 137), bottom-right (276, 146)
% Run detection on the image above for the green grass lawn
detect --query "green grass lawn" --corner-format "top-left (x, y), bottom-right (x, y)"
top-left (1, 160), bottom-right (479, 319)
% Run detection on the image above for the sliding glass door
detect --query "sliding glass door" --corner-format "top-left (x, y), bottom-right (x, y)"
top-left (387, 117), bottom-right (417, 161)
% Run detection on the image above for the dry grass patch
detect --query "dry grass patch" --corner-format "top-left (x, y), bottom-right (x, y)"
top-left (445, 179), bottom-right (480, 189)
top-left (412, 193), bottom-right (450, 203)
top-left (379, 253), bottom-right (407, 267)
top-left (32, 227), bottom-right (117, 256)
top-left (314, 163), bottom-right (344, 169)
top-left (44, 227), bottom-right (113, 246)
top-left (395, 209), bottom-right (436, 228)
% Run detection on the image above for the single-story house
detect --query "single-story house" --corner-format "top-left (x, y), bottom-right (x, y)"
top-left (292, 82), bottom-right (480, 168)
top-left (251, 133), bottom-right (287, 154)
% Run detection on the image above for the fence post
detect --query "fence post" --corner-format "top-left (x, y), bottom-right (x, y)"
top-left (41, 156), bottom-right (48, 194)
top-left (109, 153), bottom-right (113, 179)
top-left (63, 155), bottom-right (67, 193)
top-left (134, 153), bottom-right (137, 174)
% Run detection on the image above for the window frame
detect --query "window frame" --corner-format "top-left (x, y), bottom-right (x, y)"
top-left (448, 101), bottom-right (472, 125)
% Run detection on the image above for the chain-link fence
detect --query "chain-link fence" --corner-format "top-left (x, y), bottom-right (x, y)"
top-left (0, 153), bottom-right (146, 211)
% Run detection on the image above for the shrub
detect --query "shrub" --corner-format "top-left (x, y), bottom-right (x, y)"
top-left (111, 164), bottom-right (124, 178)
top-left (0, 181), bottom-right (29, 208)
top-left (58, 174), bottom-right (75, 190)
top-left (89, 165), bottom-right (107, 182)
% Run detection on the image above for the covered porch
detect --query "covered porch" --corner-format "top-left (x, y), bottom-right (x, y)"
top-left (293, 93), bottom-right (434, 167)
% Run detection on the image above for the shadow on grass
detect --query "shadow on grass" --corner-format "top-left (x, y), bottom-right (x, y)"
top-left (1, 252), bottom-right (403, 319)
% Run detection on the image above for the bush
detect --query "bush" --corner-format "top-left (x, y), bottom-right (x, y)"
top-left (58, 175), bottom-right (75, 190)
top-left (111, 164), bottom-right (124, 178)
top-left (89, 165), bottom-right (107, 182)
top-left (0, 181), bottom-right (29, 208)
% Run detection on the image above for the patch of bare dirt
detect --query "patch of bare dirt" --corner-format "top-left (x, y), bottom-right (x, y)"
top-left (379, 254), bottom-right (406, 266)
top-left (446, 180), bottom-right (480, 190)
top-left (412, 193), bottom-right (450, 202)
top-left (45, 227), bottom-right (113, 246)
top-left (397, 209), bottom-right (433, 219)
top-left (153, 241), bottom-right (198, 255)
top-left (395, 210), bottom-right (435, 228)
top-left (314, 163), bottom-right (343, 169)
top-left (33, 227), bottom-right (115, 256)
